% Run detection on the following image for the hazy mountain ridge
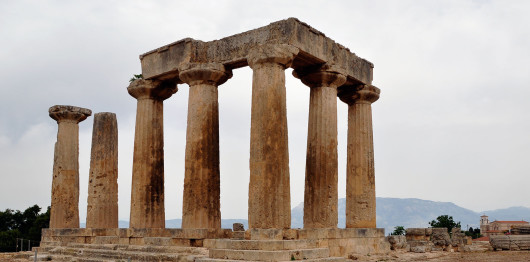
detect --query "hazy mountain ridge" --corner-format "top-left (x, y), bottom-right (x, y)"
top-left (81, 198), bottom-right (530, 235)
top-left (293, 197), bottom-right (530, 233)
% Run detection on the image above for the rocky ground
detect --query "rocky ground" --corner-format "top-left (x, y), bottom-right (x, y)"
top-left (358, 249), bottom-right (530, 261)
top-left (0, 249), bottom-right (529, 261)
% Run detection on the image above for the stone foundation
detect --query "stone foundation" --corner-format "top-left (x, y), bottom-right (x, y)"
top-left (41, 228), bottom-right (389, 258)
top-left (42, 228), bottom-right (232, 248)
top-left (244, 228), bottom-right (389, 256)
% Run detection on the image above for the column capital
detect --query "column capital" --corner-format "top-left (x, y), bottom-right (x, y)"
top-left (127, 79), bottom-right (177, 101)
top-left (49, 105), bottom-right (92, 123)
top-left (247, 44), bottom-right (299, 69)
top-left (293, 64), bottom-right (347, 88)
top-left (178, 62), bottom-right (232, 86)
top-left (339, 85), bottom-right (380, 105)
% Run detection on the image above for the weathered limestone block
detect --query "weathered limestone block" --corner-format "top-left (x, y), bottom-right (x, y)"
top-left (49, 105), bottom-right (92, 229)
top-left (425, 228), bottom-right (433, 236)
top-left (247, 44), bottom-right (298, 229)
top-left (86, 112), bottom-right (118, 229)
top-left (293, 65), bottom-right (346, 229)
top-left (490, 235), bottom-right (530, 250)
top-left (405, 228), bottom-right (428, 241)
top-left (179, 63), bottom-right (232, 229)
top-left (512, 225), bottom-right (530, 235)
top-left (339, 85), bottom-right (380, 228)
top-left (233, 223), bottom-right (245, 232)
top-left (451, 228), bottom-right (466, 248)
top-left (386, 235), bottom-right (406, 250)
top-left (431, 228), bottom-right (451, 247)
top-left (128, 79), bottom-right (177, 228)
top-left (410, 245), bottom-right (429, 253)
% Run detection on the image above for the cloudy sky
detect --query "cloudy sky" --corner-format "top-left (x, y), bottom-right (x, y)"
top-left (1, 0), bottom-right (529, 223)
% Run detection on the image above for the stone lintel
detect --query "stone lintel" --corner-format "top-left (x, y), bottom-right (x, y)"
top-left (338, 84), bottom-right (381, 105)
top-left (140, 18), bottom-right (373, 87)
top-left (127, 79), bottom-right (178, 100)
top-left (49, 105), bottom-right (92, 123)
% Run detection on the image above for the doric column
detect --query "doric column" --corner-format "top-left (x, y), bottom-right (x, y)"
top-left (293, 65), bottom-right (346, 228)
top-left (179, 63), bottom-right (232, 229)
top-left (339, 85), bottom-right (380, 228)
top-left (247, 44), bottom-right (299, 229)
top-left (128, 79), bottom-right (177, 228)
top-left (86, 112), bottom-right (118, 228)
top-left (48, 105), bottom-right (92, 229)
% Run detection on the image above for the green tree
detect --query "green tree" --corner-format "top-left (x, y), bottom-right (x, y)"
top-left (0, 205), bottom-right (50, 252)
top-left (391, 226), bottom-right (405, 235)
top-left (464, 227), bottom-right (481, 239)
top-left (429, 215), bottom-right (461, 234)
top-left (27, 207), bottom-right (50, 241)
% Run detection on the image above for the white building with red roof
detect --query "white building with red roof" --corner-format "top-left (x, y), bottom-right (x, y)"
top-left (480, 214), bottom-right (529, 237)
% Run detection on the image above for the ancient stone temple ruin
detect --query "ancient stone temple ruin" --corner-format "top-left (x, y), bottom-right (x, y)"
top-left (40, 18), bottom-right (387, 261)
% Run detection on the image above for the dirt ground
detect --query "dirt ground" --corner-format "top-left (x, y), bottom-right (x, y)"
top-left (0, 251), bottom-right (33, 261)
top-left (0, 250), bottom-right (529, 261)
top-left (352, 249), bottom-right (530, 262)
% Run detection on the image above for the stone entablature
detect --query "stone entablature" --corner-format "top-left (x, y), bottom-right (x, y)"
top-left (140, 18), bottom-right (373, 87)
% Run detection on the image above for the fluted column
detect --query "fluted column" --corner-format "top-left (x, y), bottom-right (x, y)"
top-left (340, 85), bottom-right (380, 228)
top-left (128, 79), bottom-right (177, 228)
top-left (179, 63), bottom-right (232, 229)
top-left (247, 44), bottom-right (299, 229)
top-left (293, 66), bottom-right (346, 228)
top-left (86, 112), bottom-right (118, 228)
top-left (49, 105), bottom-right (92, 229)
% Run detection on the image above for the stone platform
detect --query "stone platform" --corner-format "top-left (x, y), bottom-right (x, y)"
top-left (39, 228), bottom-right (389, 261)
top-left (245, 228), bottom-right (390, 257)
top-left (41, 228), bottom-right (233, 247)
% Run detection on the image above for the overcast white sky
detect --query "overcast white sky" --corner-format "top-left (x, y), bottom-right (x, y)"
top-left (1, 0), bottom-right (529, 222)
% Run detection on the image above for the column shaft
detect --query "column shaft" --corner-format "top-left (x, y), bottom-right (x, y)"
top-left (304, 86), bottom-right (339, 228)
top-left (182, 84), bottom-right (220, 228)
top-left (86, 113), bottom-right (118, 228)
top-left (49, 105), bottom-right (91, 229)
top-left (247, 44), bottom-right (297, 229)
top-left (50, 121), bottom-right (80, 228)
top-left (179, 63), bottom-right (230, 229)
top-left (343, 85), bottom-right (380, 228)
top-left (130, 98), bottom-right (165, 228)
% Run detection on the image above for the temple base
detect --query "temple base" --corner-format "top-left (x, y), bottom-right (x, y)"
top-left (40, 228), bottom-right (390, 260)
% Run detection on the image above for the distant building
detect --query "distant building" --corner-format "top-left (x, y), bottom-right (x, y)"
top-left (479, 214), bottom-right (529, 237)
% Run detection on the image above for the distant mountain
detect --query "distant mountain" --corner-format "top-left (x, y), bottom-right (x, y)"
top-left (80, 198), bottom-right (530, 235)
top-left (164, 219), bottom-right (248, 229)
top-left (292, 197), bottom-right (530, 234)
top-left (480, 206), bottom-right (530, 222)
top-left (81, 219), bottom-right (248, 229)
top-left (373, 198), bottom-right (479, 233)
